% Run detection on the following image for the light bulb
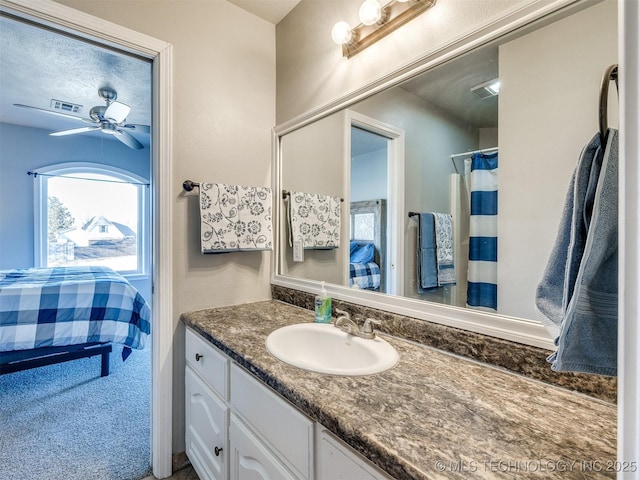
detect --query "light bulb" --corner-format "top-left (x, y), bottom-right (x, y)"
top-left (331, 21), bottom-right (353, 45)
top-left (359, 0), bottom-right (382, 26)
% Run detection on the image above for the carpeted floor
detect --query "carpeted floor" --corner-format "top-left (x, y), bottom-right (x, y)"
top-left (0, 344), bottom-right (151, 480)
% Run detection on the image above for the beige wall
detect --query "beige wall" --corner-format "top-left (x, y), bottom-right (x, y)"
top-left (276, 0), bottom-right (536, 123)
top-left (56, 0), bottom-right (275, 452)
top-left (498, 0), bottom-right (617, 319)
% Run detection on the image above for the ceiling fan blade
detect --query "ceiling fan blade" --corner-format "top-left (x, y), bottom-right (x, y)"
top-left (14, 103), bottom-right (88, 122)
top-left (114, 129), bottom-right (144, 150)
top-left (122, 124), bottom-right (151, 134)
top-left (105, 101), bottom-right (131, 124)
top-left (50, 126), bottom-right (100, 136)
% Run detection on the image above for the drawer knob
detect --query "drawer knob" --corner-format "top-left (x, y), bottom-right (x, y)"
top-left (195, 353), bottom-right (203, 362)
top-left (214, 446), bottom-right (223, 456)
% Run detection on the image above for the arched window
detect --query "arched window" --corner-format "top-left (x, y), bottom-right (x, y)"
top-left (34, 162), bottom-right (149, 277)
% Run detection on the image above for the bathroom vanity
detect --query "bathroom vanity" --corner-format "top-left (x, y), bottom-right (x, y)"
top-left (181, 300), bottom-right (616, 480)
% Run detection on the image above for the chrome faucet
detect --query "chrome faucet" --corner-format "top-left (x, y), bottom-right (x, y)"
top-left (334, 309), bottom-right (382, 340)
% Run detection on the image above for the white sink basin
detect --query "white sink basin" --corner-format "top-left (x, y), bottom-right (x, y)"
top-left (265, 323), bottom-right (399, 376)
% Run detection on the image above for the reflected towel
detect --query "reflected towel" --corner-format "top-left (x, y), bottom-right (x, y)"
top-left (287, 191), bottom-right (341, 249)
top-left (199, 183), bottom-right (273, 253)
top-left (536, 130), bottom-right (618, 376)
top-left (417, 213), bottom-right (437, 291)
top-left (433, 213), bottom-right (456, 286)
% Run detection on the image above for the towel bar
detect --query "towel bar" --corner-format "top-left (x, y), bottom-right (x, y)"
top-left (599, 64), bottom-right (618, 143)
top-left (282, 190), bottom-right (345, 202)
top-left (183, 180), bottom-right (200, 192)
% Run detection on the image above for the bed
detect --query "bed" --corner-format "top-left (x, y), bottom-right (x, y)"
top-left (349, 199), bottom-right (386, 291)
top-left (0, 266), bottom-right (151, 377)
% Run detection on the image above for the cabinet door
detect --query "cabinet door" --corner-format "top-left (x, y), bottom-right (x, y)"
top-left (230, 364), bottom-right (313, 479)
top-left (316, 426), bottom-right (393, 480)
top-left (186, 366), bottom-right (229, 480)
top-left (229, 414), bottom-right (298, 480)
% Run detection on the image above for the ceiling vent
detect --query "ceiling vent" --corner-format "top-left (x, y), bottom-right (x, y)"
top-left (470, 79), bottom-right (500, 99)
top-left (50, 99), bottom-right (82, 114)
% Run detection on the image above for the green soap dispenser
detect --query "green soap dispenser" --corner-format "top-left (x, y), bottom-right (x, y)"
top-left (314, 281), bottom-right (332, 323)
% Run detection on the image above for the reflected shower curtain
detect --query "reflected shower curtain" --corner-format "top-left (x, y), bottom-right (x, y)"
top-left (467, 151), bottom-right (498, 310)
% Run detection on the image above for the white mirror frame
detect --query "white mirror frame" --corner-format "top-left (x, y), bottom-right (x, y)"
top-left (271, 1), bottom-right (607, 351)
top-left (275, 0), bottom-right (640, 463)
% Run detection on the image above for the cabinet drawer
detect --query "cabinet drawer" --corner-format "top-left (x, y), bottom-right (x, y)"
top-left (186, 328), bottom-right (229, 400)
top-left (230, 363), bottom-right (313, 480)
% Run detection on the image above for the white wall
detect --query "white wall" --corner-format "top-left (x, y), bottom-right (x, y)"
top-left (56, 0), bottom-right (276, 453)
top-left (276, 0), bottom-right (538, 123)
top-left (498, 0), bottom-right (617, 320)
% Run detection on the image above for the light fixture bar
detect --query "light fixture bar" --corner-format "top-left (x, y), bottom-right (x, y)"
top-left (342, 0), bottom-right (436, 58)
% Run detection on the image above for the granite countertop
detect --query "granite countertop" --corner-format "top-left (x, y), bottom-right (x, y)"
top-left (181, 300), bottom-right (616, 480)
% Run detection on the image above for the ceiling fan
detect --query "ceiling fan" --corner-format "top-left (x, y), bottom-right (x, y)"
top-left (14, 87), bottom-right (150, 150)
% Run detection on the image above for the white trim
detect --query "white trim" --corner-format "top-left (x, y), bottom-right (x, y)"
top-left (345, 110), bottom-right (405, 295)
top-left (618, 0), bottom-right (640, 473)
top-left (151, 40), bottom-right (174, 480)
top-left (0, 1), bottom-right (175, 477)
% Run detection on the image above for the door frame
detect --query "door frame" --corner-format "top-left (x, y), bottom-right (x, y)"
top-left (0, 0), bottom-right (174, 477)
top-left (344, 110), bottom-right (405, 296)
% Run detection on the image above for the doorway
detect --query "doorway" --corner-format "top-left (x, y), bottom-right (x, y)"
top-left (0, 2), bottom-right (173, 477)
top-left (346, 110), bottom-right (405, 296)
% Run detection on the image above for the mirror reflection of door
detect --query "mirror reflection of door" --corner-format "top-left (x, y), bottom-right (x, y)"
top-left (349, 126), bottom-right (389, 293)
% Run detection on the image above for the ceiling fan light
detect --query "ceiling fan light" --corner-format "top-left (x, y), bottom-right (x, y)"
top-left (104, 101), bottom-right (130, 124)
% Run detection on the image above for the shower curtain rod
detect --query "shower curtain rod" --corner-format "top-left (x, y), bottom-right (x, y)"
top-left (450, 146), bottom-right (498, 160)
top-left (450, 147), bottom-right (498, 175)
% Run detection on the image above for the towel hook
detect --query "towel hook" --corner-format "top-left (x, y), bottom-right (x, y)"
top-left (599, 64), bottom-right (618, 144)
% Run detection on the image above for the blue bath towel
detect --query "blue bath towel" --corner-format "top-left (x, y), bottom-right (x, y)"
top-left (417, 213), bottom-right (437, 291)
top-left (536, 130), bottom-right (618, 376)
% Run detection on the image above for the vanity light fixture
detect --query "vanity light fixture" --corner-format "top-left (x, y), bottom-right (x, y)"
top-left (471, 78), bottom-right (501, 99)
top-left (331, 0), bottom-right (437, 58)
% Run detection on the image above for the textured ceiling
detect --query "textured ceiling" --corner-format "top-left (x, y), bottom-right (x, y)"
top-left (0, 15), bottom-right (152, 145)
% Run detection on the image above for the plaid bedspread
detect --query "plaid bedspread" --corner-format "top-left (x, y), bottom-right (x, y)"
top-left (0, 266), bottom-right (151, 353)
top-left (350, 262), bottom-right (381, 290)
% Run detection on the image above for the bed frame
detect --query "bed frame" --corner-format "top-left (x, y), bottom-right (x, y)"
top-left (0, 343), bottom-right (112, 377)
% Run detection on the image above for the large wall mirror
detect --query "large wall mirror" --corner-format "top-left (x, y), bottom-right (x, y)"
top-left (274, 0), bottom-right (618, 348)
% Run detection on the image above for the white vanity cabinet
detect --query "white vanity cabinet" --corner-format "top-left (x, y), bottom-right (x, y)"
top-left (185, 329), bottom-right (229, 480)
top-left (185, 327), bottom-right (393, 480)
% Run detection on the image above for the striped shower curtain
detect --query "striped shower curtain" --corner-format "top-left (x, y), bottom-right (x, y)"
top-left (467, 151), bottom-right (498, 310)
